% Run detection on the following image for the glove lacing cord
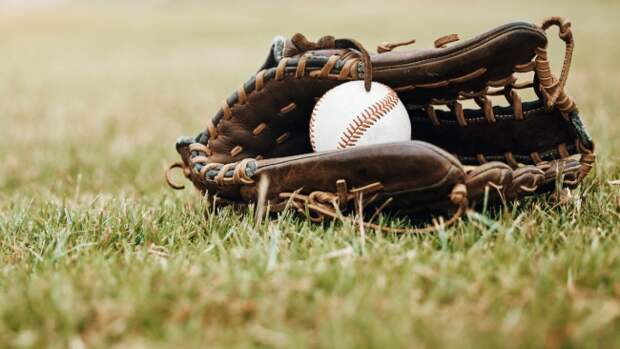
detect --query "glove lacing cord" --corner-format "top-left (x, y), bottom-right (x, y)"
top-left (165, 162), bottom-right (190, 190)
top-left (278, 180), bottom-right (469, 234)
top-left (537, 17), bottom-right (575, 112)
top-left (535, 17), bottom-right (596, 184)
top-left (166, 143), bottom-right (257, 190)
top-left (291, 33), bottom-right (373, 92)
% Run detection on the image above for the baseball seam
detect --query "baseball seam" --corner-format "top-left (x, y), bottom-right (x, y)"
top-left (337, 89), bottom-right (400, 149)
top-left (309, 93), bottom-right (329, 152)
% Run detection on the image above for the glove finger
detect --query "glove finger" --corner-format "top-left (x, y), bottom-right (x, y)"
top-left (505, 166), bottom-right (545, 200)
top-left (242, 141), bottom-right (466, 215)
top-left (465, 161), bottom-right (513, 204)
top-left (538, 158), bottom-right (582, 190)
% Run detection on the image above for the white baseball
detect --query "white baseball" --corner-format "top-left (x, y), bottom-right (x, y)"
top-left (309, 81), bottom-right (411, 152)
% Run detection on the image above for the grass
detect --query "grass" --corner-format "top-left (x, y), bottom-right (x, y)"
top-left (1, 1), bottom-right (620, 348)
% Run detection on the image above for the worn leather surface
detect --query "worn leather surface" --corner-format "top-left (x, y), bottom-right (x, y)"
top-left (371, 22), bottom-right (546, 101)
top-left (409, 100), bottom-right (578, 163)
top-left (242, 141), bottom-right (464, 213)
top-left (173, 19), bottom-right (594, 218)
top-left (202, 21), bottom-right (583, 167)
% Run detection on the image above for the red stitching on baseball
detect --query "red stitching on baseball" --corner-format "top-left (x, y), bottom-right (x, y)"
top-left (309, 93), bottom-right (328, 152)
top-left (337, 89), bottom-right (400, 149)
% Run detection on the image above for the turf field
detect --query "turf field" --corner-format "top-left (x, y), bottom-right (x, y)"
top-left (1, 1), bottom-right (619, 348)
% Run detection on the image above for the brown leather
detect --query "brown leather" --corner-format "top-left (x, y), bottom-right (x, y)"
top-left (410, 101), bottom-right (579, 164)
top-left (195, 20), bottom-right (591, 166)
top-left (169, 17), bottom-right (595, 228)
top-left (242, 141), bottom-right (464, 214)
top-left (464, 161), bottom-right (547, 205)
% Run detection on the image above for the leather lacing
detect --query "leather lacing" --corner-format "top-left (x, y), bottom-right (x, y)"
top-left (275, 180), bottom-right (468, 234)
top-left (381, 17), bottom-right (594, 179)
top-left (165, 162), bottom-right (190, 190)
top-left (165, 143), bottom-right (257, 189)
top-left (538, 16), bottom-right (575, 111)
top-left (166, 16), bottom-right (595, 233)
top-left (209, 17), bottom-right (588, 169)
top-left (290, 33), bottom-right (373, 91)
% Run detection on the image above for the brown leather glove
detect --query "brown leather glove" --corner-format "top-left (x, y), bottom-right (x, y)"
top-left (167, 17), bottom-right (595, 232)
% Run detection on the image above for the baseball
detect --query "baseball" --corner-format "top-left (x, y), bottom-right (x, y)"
top-left (309, 81), bottom-right (411, 152)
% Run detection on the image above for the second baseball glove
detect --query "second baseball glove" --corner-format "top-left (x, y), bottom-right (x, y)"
top-left (167, 17), bottom-right (595, 232)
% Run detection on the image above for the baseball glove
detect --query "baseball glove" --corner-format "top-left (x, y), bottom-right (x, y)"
top-left (166, 17), bottom-right (595, 233)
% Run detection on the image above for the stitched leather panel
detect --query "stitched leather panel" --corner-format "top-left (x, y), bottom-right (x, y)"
top-left (239, 141), bottom-right (465, 214)
top-left (409, 101), bottom-right (577, 164)
top-left (191, 21), bottom-right (587, 171)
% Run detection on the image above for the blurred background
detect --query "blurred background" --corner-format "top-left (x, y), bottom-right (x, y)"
top-left (1, 0), bottom-right (618, 198)
top-left (1, 2), bottom-right (620, 348)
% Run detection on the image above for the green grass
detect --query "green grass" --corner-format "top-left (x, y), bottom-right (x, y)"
top-left (1, 1), bottom-right (620, 348)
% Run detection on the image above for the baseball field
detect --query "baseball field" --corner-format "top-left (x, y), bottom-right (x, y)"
top-left (1, 1), bottom-right (619, 347)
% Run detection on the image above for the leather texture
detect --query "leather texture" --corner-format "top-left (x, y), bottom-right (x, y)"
top-left (245, 141), bottom-right (464, 214)
top-left (168, 17), bottom-right (595, 230)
